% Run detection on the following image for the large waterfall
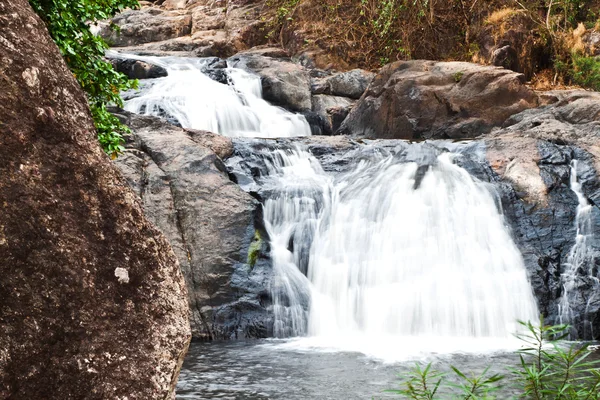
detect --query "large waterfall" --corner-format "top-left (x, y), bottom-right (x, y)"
top-left (117, 52), bottom-right (540, 359)
top-left (250, 142), bottom-right (539, 359)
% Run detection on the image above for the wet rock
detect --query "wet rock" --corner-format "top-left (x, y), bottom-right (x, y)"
top-left (312, 69), bottom-right (375, 99)
top-left (0, 2), bottom-right (190, 398)
top-left (100, 7), bottom-right (193, 47)
top-left (339, 60), bottom-right (540, 140)
top-left (110, 57), bottom-right (168, 79)
top-left (228, 54), bottom-right (312, 112)
top-left (112, 112), bottom-right (271, 340)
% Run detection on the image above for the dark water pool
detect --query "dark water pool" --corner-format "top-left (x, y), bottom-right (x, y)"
top-left (176, 340), bottom-right (533, 399)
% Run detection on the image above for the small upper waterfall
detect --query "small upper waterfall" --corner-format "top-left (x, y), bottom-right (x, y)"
top-left (558, 160), bottom-right (599, 336)
top-left (242, 142), bottom-right (540, 357)
top-left (111, 52), bottom-right (311, 138)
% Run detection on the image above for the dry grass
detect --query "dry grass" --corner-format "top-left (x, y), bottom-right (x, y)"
top-left (485, 8), bottom-right (524, 25)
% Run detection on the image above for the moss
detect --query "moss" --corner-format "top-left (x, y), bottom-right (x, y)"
top-left (247, 230), bottom-right (263, 268)
top-left (454, 71), bottom-right (464, 82)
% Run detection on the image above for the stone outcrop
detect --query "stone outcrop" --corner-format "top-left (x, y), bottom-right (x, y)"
top-left (312, 69), bottom-right (375, 99)
top-left (0, 1), bottom-right (190, 398)
top-left (100, 0), bottom-right (267, 58)
top-left (112, 112), bottom-right (272, 340)
top-left (339, 60), bottom-right (540, 140)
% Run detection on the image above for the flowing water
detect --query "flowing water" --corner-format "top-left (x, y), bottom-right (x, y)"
top-left (558, 160), bottom-right (599, 337)
top-left (239, 142), bottom-right (539, 360)
top-left (109, 51), bottom-right (311, 137)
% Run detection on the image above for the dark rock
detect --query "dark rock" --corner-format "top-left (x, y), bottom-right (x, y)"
top-left (311, 94), bottom-right (354, 135)
top-left (339, 60), bottom-right (540, 140)
top-left (228, 54), bottom-right (312, 112)
top-left (112, 112), bottom-right (271, 340)
top-left (491, 45), bottom-right (519, 71)
top-left (0, 2), bottom-right (190, 398)
top-left (312, 69), bottom-right (375, 99)
top-left (110, 57), bottom-right (168, 79)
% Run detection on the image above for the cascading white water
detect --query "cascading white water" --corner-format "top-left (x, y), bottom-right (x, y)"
top-left (259, 144), bottom-right (539, 359)
top-left (261, 148), bottom-right (331, 337)
top-left (110, 52), bottom-right (311, 138)
top-left (558, 160), bottom-right (598, 332)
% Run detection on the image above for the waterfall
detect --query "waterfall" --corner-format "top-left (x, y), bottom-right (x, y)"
top-left (254, 143), bottom-right (539, 357)
top-left (558, 160), bottom-right (598, 336)
top-left (110, 52), bottom-right (311, 138)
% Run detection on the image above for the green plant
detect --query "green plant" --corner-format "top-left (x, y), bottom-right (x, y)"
top-left (247, 230), bottom-right (263, 268)
top-left (454, 71), bottom-right (464, 82)
top-left (30, 0), bottom-right (139, 158)
top-left (511, 317), bottom-right (600, 399)
top-left (571, 53), bottom-right (600, 90)
top-left (389, 318), bottom-right (600, 399)
top-left (387, 362), bottom-right (503, 399)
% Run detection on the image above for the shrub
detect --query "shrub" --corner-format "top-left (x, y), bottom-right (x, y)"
top-left (30, 0), bottom-right (139, 158)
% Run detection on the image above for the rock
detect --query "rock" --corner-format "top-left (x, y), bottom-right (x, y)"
top-left (339, 60), bottom-right (540, 140)
top-left (112, 112), bottom-right (271, 340)
top-left (228, 54), bottom-right (312, 112)
top-left (110, 57), bottom-right (168, 79)
top-left (0, 2), bottom-right (190, 398)
top-left (311, 94), bottom-right (354, 135)
top-left (312, 69), bottom-right (375, 99)
top-left (583, 29), bottom-right (600, 56)
top-left (100, 7), bottom-right (192, 47)
top-left (490, 45), bottom-right (519, 71)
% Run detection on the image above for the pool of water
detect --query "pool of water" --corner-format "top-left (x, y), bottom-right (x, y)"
top-left (176, 340), bottom-right (526, 399)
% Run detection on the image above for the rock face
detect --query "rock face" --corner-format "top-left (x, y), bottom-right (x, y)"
top-left (339, 60), bottom-right (540, 140)
top-left (112, 112), bottom-right (272, 340)
top-left (0, 1), bottom-right (190, 399)
top-left (101, 8), bottom-right (193, 47)
top-left (312, 69), bottom-right (375, 99)
top-left (100, 1), bottom-right (267, 57)
top-left (485, 91), bottom-right (600, 338)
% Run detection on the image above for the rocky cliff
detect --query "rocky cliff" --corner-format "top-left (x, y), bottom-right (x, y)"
top-left (0, 0), bottom-right (190, 398)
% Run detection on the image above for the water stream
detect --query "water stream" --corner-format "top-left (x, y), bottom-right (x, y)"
top-left (558, 160), bottom-right (599, 337)
top-left (109, 51), bottom-right (311, 137)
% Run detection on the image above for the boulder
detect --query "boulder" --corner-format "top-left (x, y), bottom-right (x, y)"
top-left (339, 60), bottom-right (540, 140)
top-left (112, 112), bottom-right (272, 340)
top-left (312, 69), bottom-right (375, 99)
top-left (311, 94), bottom-right (355, 135)
top-left (228, 54), bottom-right (312, 112)
top-left (100, 7), bottom-right (192, 47)
top-left (0, 1), bottom-right (190, 398)
top-left (110, 57), bottom-right (168, 79)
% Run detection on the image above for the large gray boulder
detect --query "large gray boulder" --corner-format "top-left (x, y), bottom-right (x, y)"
top-left (312, 69), bottom-right (375, 99)
top-left (113, 112), bottom-right (272, 340)
top-left (339, 60), bottom-right (540, 140)
top-left (0, 1), bottom-right (190, 398)
top-left (228, 54), bottom-right (312, 112)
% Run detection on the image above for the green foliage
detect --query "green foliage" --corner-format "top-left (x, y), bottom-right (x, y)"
top-left (29, 0), bottom-right (139, 158)
top-left (247, 230), bottom-right (263, 268)
top-left (511, 318), bottom-right (600, 399)
top-left (387, 363), bottom-right (503, 399)
top-left (454, 71), bottom-right (464, 82)
top-left (389, 318), bottom-right (600, 399)
top-left (571, 54), bottom-right (600, 91)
